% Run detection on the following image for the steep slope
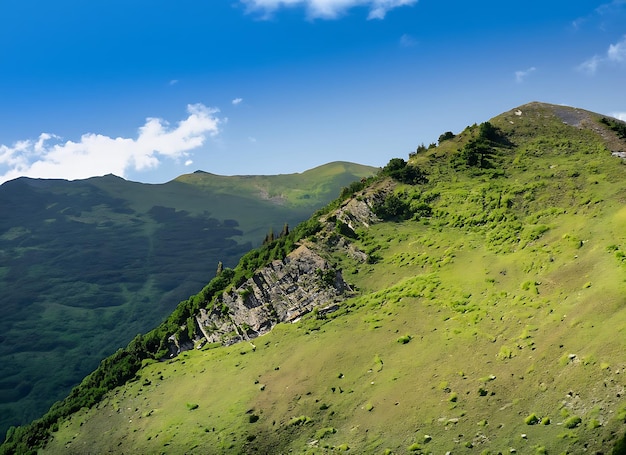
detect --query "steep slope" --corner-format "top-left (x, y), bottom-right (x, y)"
top-left (5, 102), bottom-right (626, 454)
top-left (0, 162), bottom-right (377, 439)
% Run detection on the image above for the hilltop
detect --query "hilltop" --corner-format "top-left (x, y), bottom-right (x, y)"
top-left (5, 102), bottom-right (626, 454)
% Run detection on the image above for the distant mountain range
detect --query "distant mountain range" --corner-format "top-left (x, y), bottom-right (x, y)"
top-left (0, 161), bottom-right (378, 438)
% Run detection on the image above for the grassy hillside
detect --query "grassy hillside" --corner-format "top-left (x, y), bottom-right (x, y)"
top-left (6, 102), bottom-right (626, 454)
top-left (0, 162), bottom-right (377, 439)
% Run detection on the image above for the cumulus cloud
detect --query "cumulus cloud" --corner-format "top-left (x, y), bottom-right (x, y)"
top-left (515, 66), bottom-right (536, 83)
top-left (232, 98), bottom-right (243, 105)
top-left (0, 104), bottom-right (221, 184)
top-left (579, 35), bottom-right (626, 74)
top-left (241, 0), bottom-right (417, 20)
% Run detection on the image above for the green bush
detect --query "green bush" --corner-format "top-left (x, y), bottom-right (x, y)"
top-left (525, 413), bottom-right (540, 425)
top-left (396, 335), bottom-right (412, 344)
top-left (288, 415), bottom-right (312, 426)
top-left (380, 158), bottom-right (427, 185)
top-left (314, 427), bottom-right (336, 439)
top-left (564, 416), bottom-right (582, 428)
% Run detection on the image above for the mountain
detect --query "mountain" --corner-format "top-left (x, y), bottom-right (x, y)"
top-left (5, 102), bottom-right (626, 454)
top-left (0, 161), bottom-right (378, 438)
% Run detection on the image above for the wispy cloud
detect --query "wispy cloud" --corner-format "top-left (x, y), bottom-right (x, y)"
top-left (0, 104), bottom-right (221, 184)
top-left (573, 0), bottom-right (626, 30)
top-left (578, 35), bottom-right (626, 74)
top-left (232, 97), bottom-right (243, 105)
top-left (399, 33), bottom-right (417, 47)
top-left (241, 0), bottom-right (418, 20)
top-left (595, 0), bottom-right (626, 16)
top-left (515, 66), bottom-right (536, 83)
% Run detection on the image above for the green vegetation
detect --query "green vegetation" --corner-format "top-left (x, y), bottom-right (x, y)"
top-left (5, 102), bottom-right (626, 454)
top-left (0, 162), bottom-right (376, 438)
top-left (600, 116), bottom-right (626, 140)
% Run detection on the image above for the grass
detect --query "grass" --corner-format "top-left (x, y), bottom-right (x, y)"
top-left (39, 210), bottom-right (626, 452)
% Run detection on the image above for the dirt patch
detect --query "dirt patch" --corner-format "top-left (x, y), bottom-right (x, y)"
top-left (552, 105), bottom-right (626, 154)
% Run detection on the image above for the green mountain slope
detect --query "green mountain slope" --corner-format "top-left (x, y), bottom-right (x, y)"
top-left (0, 161), bottom-right (377, 439)
top-left (5, 102), bottom-right (626, 454)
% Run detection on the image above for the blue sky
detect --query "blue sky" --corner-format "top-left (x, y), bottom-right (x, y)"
top-left (1, 0), bottom-right (625, 184)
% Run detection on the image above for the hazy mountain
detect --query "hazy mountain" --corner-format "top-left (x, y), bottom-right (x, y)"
top-left (5, 103), bottom-right (626, 454)
top-left (0, 161), bottom-right (377, 438)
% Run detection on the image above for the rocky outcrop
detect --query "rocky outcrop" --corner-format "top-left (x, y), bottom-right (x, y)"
top-left (193, 245), bottom-right (352, 346)
top-left (166, 184), bottom-right (391, 354)
top-left (333, 182), bottom-right (392, 230)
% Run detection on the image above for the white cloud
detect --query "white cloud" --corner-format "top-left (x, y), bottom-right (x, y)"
top-left (232, 97), bottom-right (243, 105)
top-left (578, 55), bottom-right (602, 74)
top-left (169, 79), bottom-right (179, 86)
top-left (515, 66), bottom-right (536, 83)
top-left (399, 33), bottom-right (417, 47)
top-left (573, 1), bottom-right (626, 31)
top-left (608, 38), bottom-right (626, 62)
top-left (0, 104), bottom-right (221, 184)
top-left (579, 35), bottom-right (626, 74)
top-left (185, 159), bottom-right (194, 166)
top-left (241, 0), bottom-right (418, 20)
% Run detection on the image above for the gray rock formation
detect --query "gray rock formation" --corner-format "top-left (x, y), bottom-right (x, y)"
top-left (193, 245), bottom-right (351, 346)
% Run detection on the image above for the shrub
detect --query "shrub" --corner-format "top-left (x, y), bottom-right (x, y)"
top-left (408, 442), bottom-right (422, 451)
top-left (315, 427), bottom-right (336, 439)
top-left (564, 416), bottom-right (582, 428)
top-left (288, 415), bottom-right (312, 426)
top-left (498, 346), bottom-right (514, 360)
top-left (438, 131), bottom-right (455, 143)
top-left (380, 158), bottom-right (427, 185)
top-left (397, 335), bottom-right (412, 344)
top-left (525, 413), bottom-right (540, 425)
top-left (588, 418), bottom-right (601, 429)
top-left (374, 193), bottom-right (411, 220)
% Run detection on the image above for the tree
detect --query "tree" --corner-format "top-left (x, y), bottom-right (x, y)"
top-left (263, 228), bottom-right (275, 245)
top-left (461, 139), bottom-right (494, 168)
top-left (381, 158), bottom-right (427, 185)
top-left (438, 131), bottom-right (455, 143)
